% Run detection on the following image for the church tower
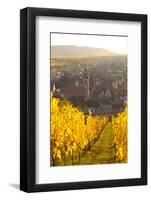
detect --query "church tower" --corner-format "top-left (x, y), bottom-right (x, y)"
top-left (52, 83), bottom-right (56, 94)
top-left (83, 68), bottom-right (90, 97)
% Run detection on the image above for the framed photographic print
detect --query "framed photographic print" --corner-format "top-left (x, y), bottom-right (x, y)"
top-left (20, 7), bottom-right (147, 192)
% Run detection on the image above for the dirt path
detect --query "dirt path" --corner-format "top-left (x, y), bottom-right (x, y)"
top-left (79, 122), bottom-right (117, 165)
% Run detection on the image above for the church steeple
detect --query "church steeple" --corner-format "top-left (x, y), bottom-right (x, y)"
top-left (83, 68), bottom-right (90, 97)
top-left (52, 83), bottom-right (56, 93)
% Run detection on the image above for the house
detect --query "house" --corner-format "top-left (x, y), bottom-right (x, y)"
top-left (61, 85), bottom-right (86, 106)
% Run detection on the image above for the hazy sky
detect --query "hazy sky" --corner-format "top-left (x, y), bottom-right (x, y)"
top-left (51, 33), bottom-right (128, 55)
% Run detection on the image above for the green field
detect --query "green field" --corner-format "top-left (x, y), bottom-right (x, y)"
top-left (79, 122), bottom-right (116, 165)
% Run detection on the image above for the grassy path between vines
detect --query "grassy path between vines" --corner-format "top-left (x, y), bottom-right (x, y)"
top-left (79, 122), bottom-right (116, 165)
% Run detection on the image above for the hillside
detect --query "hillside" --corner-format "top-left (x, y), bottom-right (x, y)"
top-left (51, 45), bottom-right (118, 58)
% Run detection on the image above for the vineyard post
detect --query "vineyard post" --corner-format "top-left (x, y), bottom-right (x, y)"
top-left (72, 150), bottom-right (74, 165)
top-left (63, 153), bottom-right (66, 165)
top-left (78, 151), bottom-right (80, 163)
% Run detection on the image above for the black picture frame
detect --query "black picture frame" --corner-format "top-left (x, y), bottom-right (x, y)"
top-left (20, 7), bottom-right (147, 192)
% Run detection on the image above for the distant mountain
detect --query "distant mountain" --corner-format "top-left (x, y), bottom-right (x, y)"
top-left (51, 45), bottom-right (118, 58)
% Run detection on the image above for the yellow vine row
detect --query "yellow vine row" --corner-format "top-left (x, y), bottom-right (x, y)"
top-left (50, 94), bottom-right (108, 165)
top-left (112, 106), bottom-right (128, 163)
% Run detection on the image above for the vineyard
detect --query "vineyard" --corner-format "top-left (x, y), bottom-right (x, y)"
top-left (112, 106), bottom-right (127, 163)
top-left (50, 94), bottom-right (127, 166)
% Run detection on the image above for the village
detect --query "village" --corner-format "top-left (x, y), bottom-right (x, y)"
top-left (51, 57), bottom-right (127, 116)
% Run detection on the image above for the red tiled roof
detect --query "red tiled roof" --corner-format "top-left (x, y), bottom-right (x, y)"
top-left (62, 86), bottom-right (86, 97)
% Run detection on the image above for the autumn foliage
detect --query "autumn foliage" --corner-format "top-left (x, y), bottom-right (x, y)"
top-left (50, 94), bottom-right (108, 165)
top-left (112, 106), bottom-right (128, 163)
